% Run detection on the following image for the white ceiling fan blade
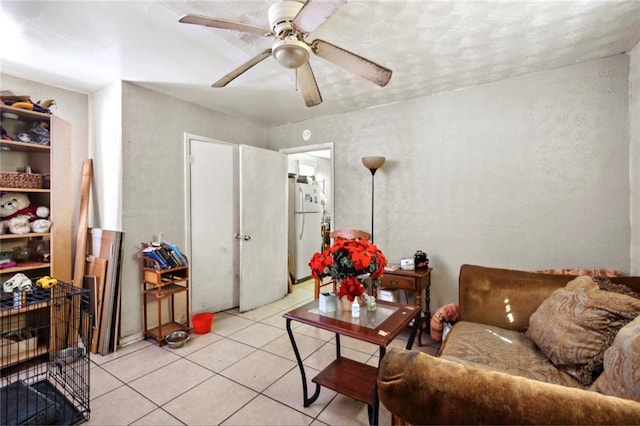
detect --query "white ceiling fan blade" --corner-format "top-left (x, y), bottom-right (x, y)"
top-left (179, 14), bottom-right (273, 37)
top-left (297, 61), bottom-right (323, 107)
top-left (311, 39), bottom-right (392, 87)
top-left (292, 0), bottom-right (348, 34)
top-left (212, 49), bottom-right (272, 88)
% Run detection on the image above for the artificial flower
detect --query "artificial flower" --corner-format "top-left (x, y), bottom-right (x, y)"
top-left (309, 237), bottom-right (387, 299)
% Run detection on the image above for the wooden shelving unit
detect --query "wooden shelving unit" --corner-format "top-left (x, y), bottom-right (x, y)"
top-left (0, 104), bottom-right (72, 368)
top-left (141, 258), bottom-right (190, 345)
top-left (0, 287), bottom-right (51, 369)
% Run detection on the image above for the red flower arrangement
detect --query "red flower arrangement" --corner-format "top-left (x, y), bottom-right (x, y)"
top-left (309, 238), bottom-right (387, 302)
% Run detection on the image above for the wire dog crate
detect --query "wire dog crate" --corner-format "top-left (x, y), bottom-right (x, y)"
top-left (1, 283), bottom-right (90, 425)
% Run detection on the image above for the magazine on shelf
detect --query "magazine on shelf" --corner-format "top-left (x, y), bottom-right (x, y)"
top-left (142, 241), bottom-right (188, 270)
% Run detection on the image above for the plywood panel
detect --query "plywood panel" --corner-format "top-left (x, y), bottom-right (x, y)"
top-left (50, 115), bottom-right (73, 283)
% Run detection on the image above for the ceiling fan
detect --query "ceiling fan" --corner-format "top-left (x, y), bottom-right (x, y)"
top-left (179, 0), bottom-right (392, 107)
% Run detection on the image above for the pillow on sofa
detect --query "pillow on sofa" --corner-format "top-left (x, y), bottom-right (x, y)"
top-left (591, 315), bottom-right (640, 401)
top-left (595, 276), bottom-right (640, 299)
top-left (526, 276), bottom-right (640, 385)
top-left (536, 268), bottom-right (619, 277)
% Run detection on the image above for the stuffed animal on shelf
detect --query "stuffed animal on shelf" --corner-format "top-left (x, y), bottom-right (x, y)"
top-left (0, 192), bottom-right (51, 234)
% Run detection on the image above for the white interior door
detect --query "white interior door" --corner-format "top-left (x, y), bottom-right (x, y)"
top-left (188, 139), bottom-right (239, 313)
top-left (239, 145), bottom-right (288, 311)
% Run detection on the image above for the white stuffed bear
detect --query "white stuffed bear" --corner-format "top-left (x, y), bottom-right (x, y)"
top-left (0, 192), bottom-right (51, 234)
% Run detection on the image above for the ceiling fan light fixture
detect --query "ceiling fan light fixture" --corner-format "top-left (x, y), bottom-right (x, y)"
top-left (272, 37), bottom-right (310, 69)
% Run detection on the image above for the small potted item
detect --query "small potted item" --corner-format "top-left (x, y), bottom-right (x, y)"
top-left (414, 250), bottom-right (429, 269)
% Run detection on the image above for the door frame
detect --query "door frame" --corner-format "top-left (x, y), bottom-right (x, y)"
top-left (279, 142), bottom-right (335, 227)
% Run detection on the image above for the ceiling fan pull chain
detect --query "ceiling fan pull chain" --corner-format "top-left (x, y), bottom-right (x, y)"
top-left (295, 68), bottom-right (299, 92)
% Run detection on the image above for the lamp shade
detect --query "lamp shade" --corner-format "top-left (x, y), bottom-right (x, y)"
top-left (361, 156), bottom-right (386, 172)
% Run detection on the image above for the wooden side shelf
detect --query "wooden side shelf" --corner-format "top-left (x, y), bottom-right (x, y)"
top-left (378, 267), bottom-right (432, 346)
top-left (1, 344), bottom-right (48, 369)
top-left (0, 262), bottom-right (51, 275)
top-left (312, 357), bottom-right (378, 406)
top-left (144, 322), bottom-right (187, 343)
top-left (143, 263), bottom-right (189, 287)
top-left (141, 257), bottom-right (190, 346)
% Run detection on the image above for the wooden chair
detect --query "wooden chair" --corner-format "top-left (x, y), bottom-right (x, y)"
top-left (329, 229), bottom-right (371, 240)
top-left (314, 229), bottom-right (371, 299)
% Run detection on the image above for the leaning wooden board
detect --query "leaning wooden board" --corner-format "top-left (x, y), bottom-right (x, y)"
top-left (86, 229), bottom-right (124, 355)
top-left (73, 159), bottom-right (93, 288)
top-left (64, 159), bottom-right (92, 348)
top-left (85, 256), bottom-right (107, 354)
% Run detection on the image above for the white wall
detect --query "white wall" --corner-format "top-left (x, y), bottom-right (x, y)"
top-left (118, 82), bottom-right (267, 340)
top-left (630, 41), bottom-right (640, 275)
top-left (267, 55), bottom-right (632, 311)
top-left (89, 81), bottom-right (122, 230)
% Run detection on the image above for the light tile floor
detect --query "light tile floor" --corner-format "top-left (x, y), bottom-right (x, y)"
top-left (87, 280), bottom-right (440, 425)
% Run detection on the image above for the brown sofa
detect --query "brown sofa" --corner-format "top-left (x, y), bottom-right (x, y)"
top-left (377, 264), bottom-right (640, 425)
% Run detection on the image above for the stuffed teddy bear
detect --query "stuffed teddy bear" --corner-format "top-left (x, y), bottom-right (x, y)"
top-left (0, 192), bottom-right (51, 234)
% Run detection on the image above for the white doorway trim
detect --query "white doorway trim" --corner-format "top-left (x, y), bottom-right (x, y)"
top-left (280, 142), bottom-right (335, 225)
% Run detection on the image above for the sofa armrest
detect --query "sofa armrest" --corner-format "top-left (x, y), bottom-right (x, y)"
top-left (378, 348), bottom-right (640, 425)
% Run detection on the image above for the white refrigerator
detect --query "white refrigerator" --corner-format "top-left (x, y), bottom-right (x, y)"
top-left (288, 178), bottom-right (323, 283)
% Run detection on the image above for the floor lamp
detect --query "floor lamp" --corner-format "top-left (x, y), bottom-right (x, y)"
top-left (361, 156), bottom-right (386, 243)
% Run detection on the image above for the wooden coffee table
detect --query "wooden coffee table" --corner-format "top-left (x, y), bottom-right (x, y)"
top-left (284, 299), bottom-right (420, 426)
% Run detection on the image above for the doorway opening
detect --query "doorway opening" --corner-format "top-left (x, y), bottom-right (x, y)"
top-left (280, 143), bottom-right (334, 284)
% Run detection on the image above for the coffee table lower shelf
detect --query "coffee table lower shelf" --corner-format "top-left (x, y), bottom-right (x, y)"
top-left (312, 357), bottom-right (378, 406)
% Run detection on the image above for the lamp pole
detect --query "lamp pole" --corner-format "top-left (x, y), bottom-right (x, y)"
top-left (369, 169), bottom-right (377, 243)
top-left (361, 156), bottom-right (386, 244)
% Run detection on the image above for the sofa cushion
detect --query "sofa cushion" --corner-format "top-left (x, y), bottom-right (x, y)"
top-left (526, 276), bottom-right (640, 385)
top-left (378, 348), bottom-right (640, 426)
top-left (439, 321), bottom-right (584, 388)
top-left (591, 315), bottom-right (640, 401)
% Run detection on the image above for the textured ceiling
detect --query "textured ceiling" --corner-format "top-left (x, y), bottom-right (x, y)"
top-left (1, 0), bottom-right (640, 127)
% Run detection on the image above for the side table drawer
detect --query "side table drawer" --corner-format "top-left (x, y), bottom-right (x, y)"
top-left (380, 274), bottom-right (415, 290)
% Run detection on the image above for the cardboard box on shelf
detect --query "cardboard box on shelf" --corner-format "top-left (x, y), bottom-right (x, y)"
top-left (378, 288), bottom-right (399, 302)
top-left (378, 289), bottom-right (416, 305)
top-left (1, 329), bottom-right (37, 361)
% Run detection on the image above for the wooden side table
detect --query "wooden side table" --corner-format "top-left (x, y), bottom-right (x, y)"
top-left (284, 299), bottom-right (420, 426)
top-left (377, 267), bottom-right (432, 346)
